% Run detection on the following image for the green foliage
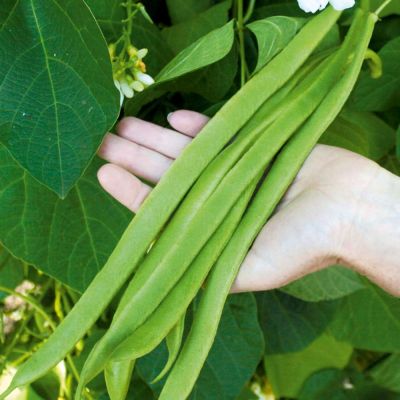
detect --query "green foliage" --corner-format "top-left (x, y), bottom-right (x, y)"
top-left (247, 16), bottom-right (304, 72)
top-left (282, 266), bottom-right (365, 302)
top-left (298, 368), bottom-right (400, 400)
top-left (0, 147), bottom-right (131, 292)
top-left (265, 334), bottom-right (352, 397)
top-left (0, 1), bottom-right (400, 399)
top-left (166, 0), bottom-right (213, 24)
top-left (162, 1), bottom-right (232, 54)
top-left (370, 354), bottom-right (400, 392)
top-left (351, 37), bottom-right (400, 111)
top-left (329, 283), bottom-right (400, 352)
top-left (256, 291), bottom-right (340, 353)
top-left (0, 0), bottom-right (120, 197)
top-left (0, 247), bottom-right (24, 299)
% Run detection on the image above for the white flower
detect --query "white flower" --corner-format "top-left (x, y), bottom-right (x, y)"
top-left (329, 0), bottom-right (355, 10)
top-left (135, 71), bottom-right (155, 86)
top-left (297, 0), bottom-right (354, 13)
top-left (119, 79), bottom-right (134, 98)
top-left (130, 80), bottom-right (145, 92)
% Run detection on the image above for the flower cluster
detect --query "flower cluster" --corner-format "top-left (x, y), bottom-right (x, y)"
top-left (109, 43), bottom-right (155, 106)
top-left (297, 0), bottom-right (355, 13)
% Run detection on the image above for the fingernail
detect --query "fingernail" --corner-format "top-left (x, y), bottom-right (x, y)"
top-left (167, 112), bottom-right (174, 123)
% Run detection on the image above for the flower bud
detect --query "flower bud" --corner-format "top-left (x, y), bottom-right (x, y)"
top-left (135, 71), bottom-right (155, 86)
top-left (137, 48), bottom-right (148, 59)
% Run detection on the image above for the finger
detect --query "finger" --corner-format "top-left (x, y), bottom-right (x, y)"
top-left (231, 193), bottom-right (335, 293)
top-left (167, 110), bottom-right (209, 137)
top-left (117, 117), bottom-right (192, 159)
top-left (98, 133), bottom-right (172, 183)
top-left (97, 164), bottom-right (151, 213)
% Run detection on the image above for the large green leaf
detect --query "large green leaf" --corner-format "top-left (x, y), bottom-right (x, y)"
top-left (166, 0), bottom-right (213, 24)
top-left (247, 16), bottom-right (304, 72)
top-left (265, 334), bottom-right (352, 398)
top-left (255, 291), bottom-right (340, 354)
top-left (281, 266), bottom-right (365, 302)
top-left (137, 293), bottom-right (264, 400)
top-left (0, 145), bottom-right (131, 292)
top-left (329, 283), bottom-right (400, 352)
top-left (0, 0), bottom-right (120, 197)
top-left (351, 37), bottom-right (400, 112)
top-left (162, 1), bottom-right (231, 54)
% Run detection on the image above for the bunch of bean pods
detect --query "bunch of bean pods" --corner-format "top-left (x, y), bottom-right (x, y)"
top-left (0, 3), bottom-right (378, 400)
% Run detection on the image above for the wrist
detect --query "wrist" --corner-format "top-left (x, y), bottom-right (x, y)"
top-left (341, 164), bottom-right (400, 295)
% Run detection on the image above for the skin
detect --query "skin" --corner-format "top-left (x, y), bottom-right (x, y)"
top-left (98, 110), bottom-right (400, 297)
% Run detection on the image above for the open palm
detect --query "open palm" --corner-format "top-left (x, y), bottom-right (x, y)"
top-left (98, 110), bottom-right (400, 296)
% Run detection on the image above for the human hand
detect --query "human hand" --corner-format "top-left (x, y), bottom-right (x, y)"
top-left (98, 110), bottom-right (400, 296)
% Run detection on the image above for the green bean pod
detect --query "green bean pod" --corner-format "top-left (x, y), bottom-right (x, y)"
top-left (104, 360), bottom-right (135, 400)
top-left (111, 49), bottom-right (330, 322)
top-left (152, 311), bottom-right (185, 383)
top-left (158, 9), bottom-right (375, 400)
top-left (78, 40), bottom-right (353, 393)
top-left (0, 8), bottom-right (341, 399)
top-left (75, 178), bottom-right (260, 395)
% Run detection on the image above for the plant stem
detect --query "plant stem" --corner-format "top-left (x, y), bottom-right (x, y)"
top-left (237, 0), bottom-right (246, 86)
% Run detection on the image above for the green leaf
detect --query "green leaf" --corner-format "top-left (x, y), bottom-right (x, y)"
top-left (351, 37), bottom-right (400, 112)
top-left (281, 265), bottom-right (365, 302)
top-left (166, 0), bottom-right (213, 24)
top-left (265, 334), bottom-right (352, 398)
top-left (0, 145), bottom-right (131, 292)
top-left (247, 16), bottom-right (304, 72)
top-left (157, 21), bottom-right (235, 82)
top-left (137, 293), bottom-right (264, 400)
top-left (255, 291), bottom-right (340, 354)
top-left (329, 283), bottom-right (400, 352)
top-left (0, 0), bottom-right (120, 197)
top-left (0, 247), bottom-right (24, 299)
top-left (321, 109), bottom-right (396, 160)
top-left (162, 1), bottom-right (231, 54)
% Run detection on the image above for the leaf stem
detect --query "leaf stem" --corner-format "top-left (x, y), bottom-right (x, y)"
top-left (374, 0), bottom-right (394, 16)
